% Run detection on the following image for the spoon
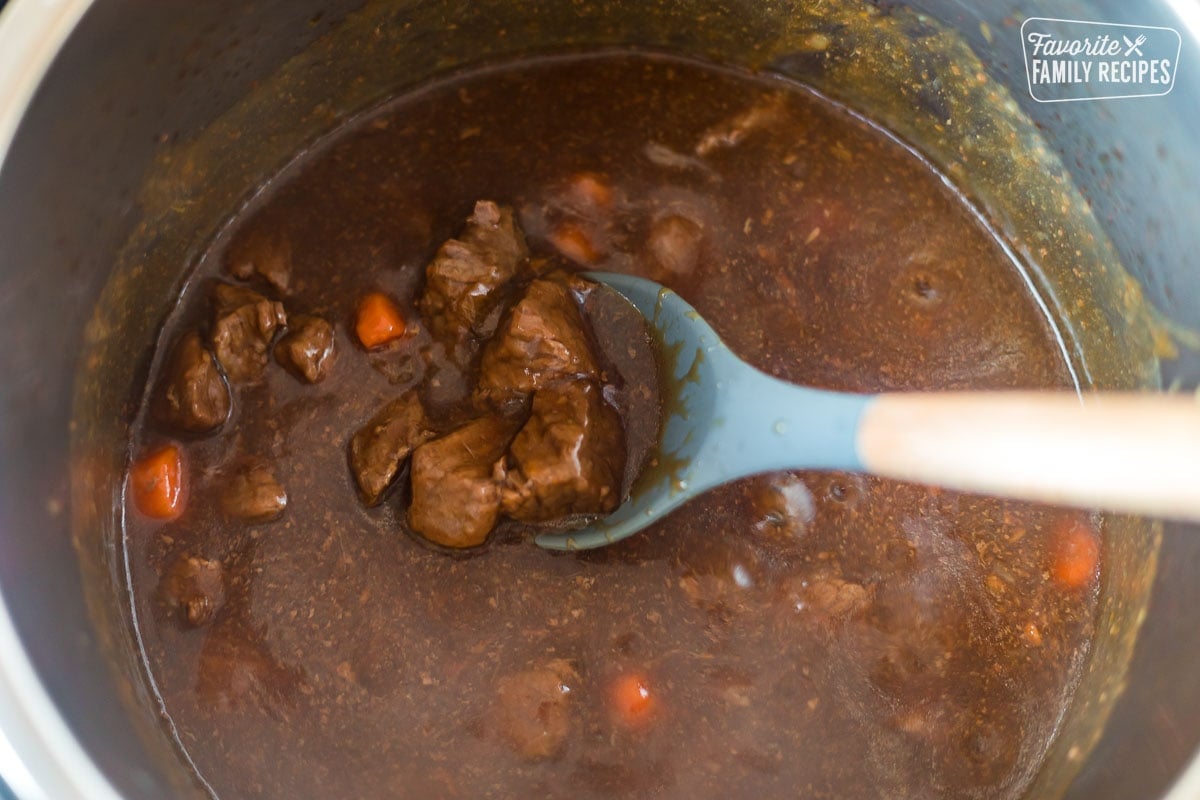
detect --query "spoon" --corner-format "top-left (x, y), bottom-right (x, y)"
top-left (536, 272), bottom-right (1200, 551)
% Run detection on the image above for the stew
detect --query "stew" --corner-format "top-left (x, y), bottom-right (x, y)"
top-left (124, 53), bottom-right (1099, 800)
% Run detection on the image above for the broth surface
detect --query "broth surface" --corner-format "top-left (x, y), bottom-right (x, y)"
top-left (124, 53), bottom-right (1098, 800)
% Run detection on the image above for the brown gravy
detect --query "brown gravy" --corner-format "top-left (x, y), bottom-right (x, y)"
top-left (124, 53), bottom-right (1098, 800)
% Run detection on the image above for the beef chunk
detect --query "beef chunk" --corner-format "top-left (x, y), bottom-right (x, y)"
top-left (578, 282), bottom-right (662, 493)
top-left (196, 625), bottom-right (302, 714)
top-left (647, 213), bottom-right (704, 278)
top-left (779, 573), bottom-right (872, 625)
top-left (159, 554), bottom-right (225, 628)
top-left (494, 659), bottom-right (578, 761)
top-left (220, 461), bottom-right (288, 523)
top-left (349, 393), bottom-right (434, 506)
top-left (274, 314), bottom-right (336, 383)
top-left (224, 226), bottom-right (292, 293)
top-left (418, 200), bottom-right (529, 340)
top-left (151, 331), bottom-right (231, 434)
top-left (408, 416), bottom-right (516, 548)
top-left (694, 92), bottom-right (787, 156)
top-left (502, 382), bottom-right (625, 522)
top-left (805, 577), bottom-right (871, 620)
top-left (477, 277), bottom-right (600, 400)
top-left (210, 283), bottom-right (287, 383)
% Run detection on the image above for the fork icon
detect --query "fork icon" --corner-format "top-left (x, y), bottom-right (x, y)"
top-left (1123, 34), bottom-right (1147, 56)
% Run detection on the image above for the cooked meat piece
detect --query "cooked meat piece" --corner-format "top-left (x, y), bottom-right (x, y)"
top-left (220, 461), bottom-right (288, 523)
top-left (349, 393), bottom-right (434, 506)
top-left (780, 573), bottom-right (872, 624)
top-left (418, 200), bottom-right (529, 340)
top-left (408, 416), bottom-right (516, 548)
top-left (224, 226), bottom-right (292, 294)
top-left (210, 283), bottom-right (287, 383)
top-left (159, 554), bottom-right (225, 628)
top-left (806, 577), bottom-right (871, 619)
top-left (151, 331), bottom-right (231, 434)
top-left (647, 214), bottom-right (704, 278)
top-left (477, 277), bottom-right (600, 401)
top-left (643, 141), bottom-right (717, 177)
top-left (694, 92), bottom-right (787, 156)
top-left (502, 382), bottom-right (625, 522)
top-left (196, 625), bottom-right (302, 714)
top-left (274, 314), bottom-right (336, 383)
top-left (494, 659), bottom-right (578, 761)
top-left (578, 283), bottom-right (661, 494)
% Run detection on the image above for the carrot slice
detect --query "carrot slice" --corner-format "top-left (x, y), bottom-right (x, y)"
top-left (355, 292), bottom-right (407, 350)
top-left (1050, 518), bottom-right (1100, 590)
top-left (131, 444), bottom-right (185, 520)
top-left (548, 221), bottom-right (601, 265)
top-left (567, 172), bottom-right (614, 209)
top-left (611, 672), bottom-right (656, 727)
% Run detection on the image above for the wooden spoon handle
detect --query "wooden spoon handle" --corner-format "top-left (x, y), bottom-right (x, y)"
top-left (857, 392), bottom-right (1200, 521)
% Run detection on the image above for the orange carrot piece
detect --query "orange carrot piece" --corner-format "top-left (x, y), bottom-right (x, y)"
top-left (567, 172), bottom-right (614, 209)
top-left (611, 672), bottom-right (656, 727)
top-left (548, 221), bottom-right (601, 265)
top-left (1050, 518), bottom-right (1100, 589)
top-left (355, 291), bottom-right (407, 350)
top-left (131, 444), bottom-right (186, 520)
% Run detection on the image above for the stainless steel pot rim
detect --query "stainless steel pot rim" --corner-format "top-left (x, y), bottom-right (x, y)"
top-left (0, 0), bottom-right (1197, 798)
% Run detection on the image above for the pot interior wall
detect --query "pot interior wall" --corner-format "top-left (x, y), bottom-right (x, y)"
top-left (1, 1), bottom-right (1195, 799)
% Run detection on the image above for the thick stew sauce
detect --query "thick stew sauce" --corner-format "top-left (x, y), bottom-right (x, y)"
top-left (125, 54), bottom-right (1100, 800)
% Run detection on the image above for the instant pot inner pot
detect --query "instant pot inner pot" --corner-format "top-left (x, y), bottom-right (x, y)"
top-left (2, 1), bottom-right (1196, 799)
top-left (60, 2), bottom-right (1172, 797)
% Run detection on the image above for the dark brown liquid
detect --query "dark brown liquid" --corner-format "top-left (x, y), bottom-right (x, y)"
top-left (125, 53), bottom-right (1096, 800)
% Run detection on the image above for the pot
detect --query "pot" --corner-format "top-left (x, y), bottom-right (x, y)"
top-left (0, 1), bottom-right (1197, 798)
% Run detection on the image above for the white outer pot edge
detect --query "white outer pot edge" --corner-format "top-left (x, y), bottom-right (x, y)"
top-left (0, 1), bottom-right (125, 797)
top-left (0, 0), bottom-right (1198, 798)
